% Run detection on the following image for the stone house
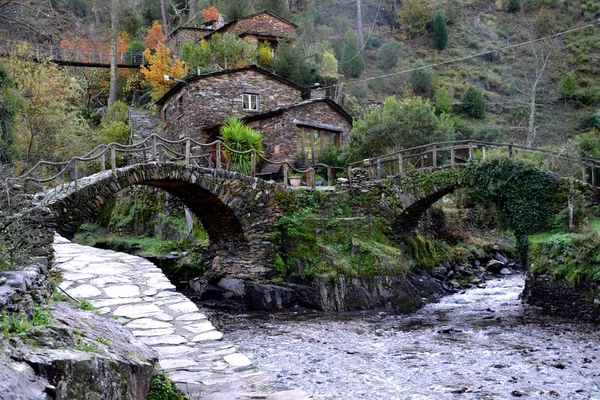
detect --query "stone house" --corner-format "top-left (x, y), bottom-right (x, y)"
top-left (166, 10), bottom-right (296, 58)
top-left (156, 65), bottom-right (352, 168)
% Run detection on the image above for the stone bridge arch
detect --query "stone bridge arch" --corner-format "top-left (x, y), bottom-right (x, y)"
top-left (43, 163), bottom-right (282, 279)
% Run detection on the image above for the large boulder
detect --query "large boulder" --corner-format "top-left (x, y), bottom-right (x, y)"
top-left (1, 302), bottom-right (157, 400)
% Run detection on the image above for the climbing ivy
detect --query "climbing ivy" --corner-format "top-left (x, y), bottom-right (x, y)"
top-left (464, 158), bottom-right (558, 263)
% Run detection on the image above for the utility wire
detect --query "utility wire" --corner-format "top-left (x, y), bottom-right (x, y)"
top-left (326, 23), bottom-right (595, 89)
top-left (339, 0), bottom-right (385, 65)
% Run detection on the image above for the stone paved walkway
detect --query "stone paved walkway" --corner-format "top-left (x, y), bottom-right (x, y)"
top-left (53, 235), bottom-right (311, 399)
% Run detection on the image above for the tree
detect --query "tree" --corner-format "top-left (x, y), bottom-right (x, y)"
top-left (181, 33), bottom-right (257, 72)
top-left (270, 42), bottom-right (318, 86)
top-left (5, 50), bottom-right (91, 165)
top-left (398, 0), bottom-right (432, 38)
top-left (219, 117), bottom-right (263, 174)
top-left (340, 29), bottom-right (365, 78)
top-left (461, 86), bottom-right (485, 119)
top-left (346, 96), bottom-right (454, 160)
top-left (321, 51), bottom-right (339, 78)
top-left (257, 41), bottom-right (273, 67)
top-left (221, 0), bottom-right (252, 20)
top-left (432, 10), bottom-right (448, 50)
top-left (99, 100), bottom-right (129, 144)
top-left (378, 40), bottom-right (402, 70)
top-left (108, 0), bottom-right (121, 106)
top-left (140, 22), bottom-right (187, 100)
top-left (410, 66), bottom-right (434, 96)
top-left (435, 87), bottom-right (453, 114)
top-left (256, 0), bottom-right (291, 19)
top-left (202, 6), bottom-right (219, 22)
top-left (560, 72), bottom-right (578, 102)
top-left (0, 62), bottom-right (22, 165)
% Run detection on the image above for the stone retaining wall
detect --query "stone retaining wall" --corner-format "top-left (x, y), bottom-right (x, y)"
top-left (522, 273), bottom-right (600, 322)
top-left (0, 207), bottom-right (55, 315)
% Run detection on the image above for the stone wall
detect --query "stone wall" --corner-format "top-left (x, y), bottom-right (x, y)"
top-left (166, 27), bottom-right (213, 57)
top-left (246, 100), bottom-right (352, 162)
top-left (222, 12), bottom-right (295, 37)
top-left (161, 69), bottom-right (302, 141)
top-left (522, 272), bottom-right (600, 322)
top-left (0, 207), bottom-right (55, 315)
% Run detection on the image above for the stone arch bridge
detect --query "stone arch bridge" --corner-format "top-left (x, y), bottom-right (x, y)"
top-left (29, 138), bottom-right (600, 280)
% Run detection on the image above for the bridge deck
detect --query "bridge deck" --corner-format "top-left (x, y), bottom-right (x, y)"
top-left (53, 235), bottom-right (310, 399)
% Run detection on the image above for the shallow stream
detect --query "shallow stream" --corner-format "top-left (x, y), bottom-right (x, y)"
top-left (206, 274), bottom-right (600, 399)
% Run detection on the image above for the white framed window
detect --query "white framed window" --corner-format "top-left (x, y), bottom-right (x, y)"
top-left (242, 93), bottom-right (259, 111)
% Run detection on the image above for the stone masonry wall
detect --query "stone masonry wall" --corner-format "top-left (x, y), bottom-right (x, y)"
top-left (522, 272), bottom-right (600, 322)
top-left (0, 207), bottom-right (55, 315)
top-left (166, 28), bottom-right (213, 57)
top-left (246, 101), bottom-right (352, 162)
top-left (222, 13), bottom-right (295, 37)
top-left (161, 69), bottom-right (302, 141)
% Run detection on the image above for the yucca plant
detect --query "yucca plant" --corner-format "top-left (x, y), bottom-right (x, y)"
top-left (219, 116), bottom-right (264, 174)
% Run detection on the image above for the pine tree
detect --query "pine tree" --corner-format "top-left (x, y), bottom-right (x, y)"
top-left (432, 10), bottom-right (448, 50)
top-left (560, 72), bottom-right (578, 101)
top-left (461, 87), bottom-right (486, 119)
top-left (340, 29), bottom-right (365, 78)
top-left (507, 0), bottom-right (521, 12)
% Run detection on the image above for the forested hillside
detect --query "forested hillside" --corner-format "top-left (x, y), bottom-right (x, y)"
top-left (0, 0), bottom-right (599, 168)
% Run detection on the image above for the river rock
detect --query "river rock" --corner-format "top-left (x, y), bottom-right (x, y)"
top-left (486, 259), bottom-right (506, 274)
top-left (500, 268), bottom-right (513, 275)
top-left (494, 253), bottom-right (509, 264)
top-left (431, 266), bottom-right (448, 279)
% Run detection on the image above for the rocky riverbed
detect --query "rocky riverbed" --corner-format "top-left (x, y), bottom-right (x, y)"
top-left (207, 274), bottom-right (600, 399)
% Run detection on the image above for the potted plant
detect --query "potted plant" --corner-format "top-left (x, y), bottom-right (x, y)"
top-left (289, 175), bottom-right (302, 186)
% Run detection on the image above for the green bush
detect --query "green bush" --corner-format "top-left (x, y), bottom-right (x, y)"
top-left (340, 29), bottom-right (365, 78)
top-left (219, 116), bottom-right (263, 174)
top-left (378, 40), bottom-right (402, 70)
top-left (410, 67), bottom-right (434, 96)
top-left (435, 87), bottom-right (453, 114)
top-left (560, 71), bottom-right (578, 100)
top-left (461, 86), bottom-right (486, 119)
top-left (507, 0), bottom-right (521, 12)
top-left (579, 85), bottom-right (600, 105)
top-left (432, 10), bottom-right (448, 50)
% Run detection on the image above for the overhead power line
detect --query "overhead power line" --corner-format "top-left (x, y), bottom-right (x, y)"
top-left (326, 23), bottom-right (596, 89)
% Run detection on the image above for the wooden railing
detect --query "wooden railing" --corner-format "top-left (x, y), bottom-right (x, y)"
top-left (348, 140), bottom-right (600, 188)
top-left (11, 137), bottom-right (600, 196)
top-left (13, 134), bottom-right (322, 193)
top-left (0, 40), bottom-right (144, 68)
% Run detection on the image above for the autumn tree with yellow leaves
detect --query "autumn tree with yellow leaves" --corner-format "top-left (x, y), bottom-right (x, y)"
top-left (140, 21), bottom-right (187, 101)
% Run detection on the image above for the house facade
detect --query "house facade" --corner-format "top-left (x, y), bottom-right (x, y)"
top-left (156, 66), bottom-right (352, 167)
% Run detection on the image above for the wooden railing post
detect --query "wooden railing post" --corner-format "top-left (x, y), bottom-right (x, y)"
top-left (592, 161), bottom-right (597, 187)
top-left (310, 168), bottom-right (316, 189)
top-left (432, 145), bottom-right (437, 168)
top-left (481, 145), bottom-right (486, 161)
top-left (508, 145), bottom-right (513, 158)
top-left (152, 136), bottom-right (157, 161)
top-left (73, 160), bottom-right (78, 192)
top-left (376, 158), bottom-right (381, 181)
top-left (327, 166), bottom-right (333, 186)
top-left (451, 148), bottom-right (456, 166)
top-left (398, 154), bottom-right (404, 173)
top-left (185, 139), bottom-right (191, 165)
top-left (545, 155), bottom-right (550, 170)
top-left (111, 146), bottom-right (117, 174)
top-left (250, 150), bottom-right (256, 178)
top-left (283, 163), bottom-right (289, 186)
top-left (101, 152), bottom-right (106, 171)
top-left (468, 142), bottom-right (473, 161)
top-left (582, 164), bottom-right (587, 183)
top-left (216, 141), bottom-right (222, 170)
top-left (158, 143), bottom-right (164, 162)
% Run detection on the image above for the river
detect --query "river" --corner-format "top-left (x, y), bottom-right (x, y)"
top-left (205, 274), bottom-right (600, 399)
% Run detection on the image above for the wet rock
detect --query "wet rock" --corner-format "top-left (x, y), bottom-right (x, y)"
top-left (431, 266), bottom-right (448, 279)
top-left (486, 259), bottom-right (506, 274)
top-left (500, 268), bottom-right (513, 275)
top-left (217, 278), bottom-right (247, 297)
top-left (437, 326), bottom-right (463, 334)
top-left (0, 359), bottom-right (49, 400)
top-left (494, 253), bottom-right (509, 264)
top-left (511, 390), bottom-right (523, 397)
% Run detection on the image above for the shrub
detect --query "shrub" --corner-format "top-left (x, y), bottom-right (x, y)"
top-left (432, 10), bottom-right (448, 50)
top-left (507, 0), bottom-right (521, 12)
top-left (257, 41), bottom-right (272, 67)
top-left (378, 40), bottom-right (402, 70)
top-left (398, 0), bottom-right (432, 37)
top-left (461, 86), bottom-right (485, 119)
top-left (148, 374), bottom-right (184, 400)
top-left (579, 85), bottom-right (600, 106)
top-left (435, 87), bottom-right (453, 114)
top-left (410, 67), bottom-right (434, 96)
top-left (340, 29), bottom-right (365, 78)
top-left (560, 71), bottom-right (578, 100)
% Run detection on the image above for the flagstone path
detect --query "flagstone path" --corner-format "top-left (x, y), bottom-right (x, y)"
top-left (53, 235), bottom-right (311, 399)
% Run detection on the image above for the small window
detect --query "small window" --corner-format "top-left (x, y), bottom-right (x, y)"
top-left (242, 93), bottom-right (259, 111)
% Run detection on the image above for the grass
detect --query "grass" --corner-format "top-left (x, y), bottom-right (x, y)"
top-left (74, 342), bottom-right (98, 352)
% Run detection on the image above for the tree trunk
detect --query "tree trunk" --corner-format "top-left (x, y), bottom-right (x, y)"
top-left (526, 81), bottom-right (537, 146)
top-left (92, 0), bottom-right (101, 27)
top-left (357, 0), bottom-right (365, 56)
top-left (108, 0), bottom-right (118, 106)
top-left (160, 0), bottom-right (169, 36)
top-left (188, 0), bottom-right (195, 23)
